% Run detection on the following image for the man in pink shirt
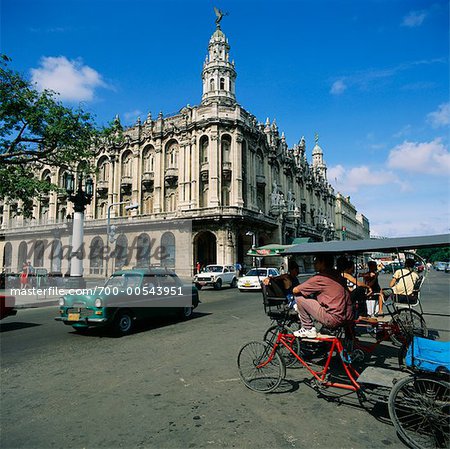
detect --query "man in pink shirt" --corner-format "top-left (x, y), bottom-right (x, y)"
top-left (292, 253), bottom-right (353, 338)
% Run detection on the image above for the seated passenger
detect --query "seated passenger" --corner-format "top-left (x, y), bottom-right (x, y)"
top-left (292, 254), bottom-right (353, 338)
top-left (385, 258), bottom-right (420, 303)
top-left (263, 260), bottom-right (300, 299)
top-left (361, 261), bottom-right (382, 317)
top-left (336, 256), bottom-right (372, 318)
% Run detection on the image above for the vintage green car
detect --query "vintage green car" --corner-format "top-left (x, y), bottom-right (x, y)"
top-left (55, 267), bottom-right (199, 335)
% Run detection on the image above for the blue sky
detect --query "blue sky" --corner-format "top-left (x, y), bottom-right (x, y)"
top-left (2, 0), bottom-right (449, 237)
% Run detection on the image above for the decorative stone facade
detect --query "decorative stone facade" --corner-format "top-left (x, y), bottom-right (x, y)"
top-left (334, 193), bottom-right (370, 241)
top-left (0, 20), bottom-right (369, 277)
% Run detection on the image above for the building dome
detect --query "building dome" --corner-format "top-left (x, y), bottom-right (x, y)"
top-left (312, 143), bottom-right (322, 155)
top-left (210, 27), bottom-right (226, 41)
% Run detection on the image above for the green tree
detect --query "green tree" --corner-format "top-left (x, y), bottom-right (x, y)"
top-left (417, 247), bottom-right (450, 263)
top-left (0, 55), bottom-right (120, 217)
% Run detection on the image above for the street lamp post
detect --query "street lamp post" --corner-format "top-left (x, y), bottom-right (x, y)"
top-left (246, 231), bottom-right (256, 267)
top-left (105, 201), bottom-right (139, 277)
top-left (65, 172), bottom-right (94, 287)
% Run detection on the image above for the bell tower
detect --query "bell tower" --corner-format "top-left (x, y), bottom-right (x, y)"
top-left (201, 15), bottom-right (237, 106)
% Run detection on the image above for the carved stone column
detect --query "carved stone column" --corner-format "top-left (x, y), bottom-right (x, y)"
top-left (209, 130), bottom-right (220, 207)
top-left (131, 150), bottom-right (140, 217)
top-left (234, 133), bottom-right (244, 207)
top-left (178, 141), bottom-right (186, 208)
top-left (190, 135), bottom-right (198, 209)
top-left (153, 141), bottom-right (162, 213)
top-left (108, 155), bottom-right (116, 213)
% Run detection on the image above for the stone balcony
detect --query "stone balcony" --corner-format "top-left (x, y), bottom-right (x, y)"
top-left (120, 176), bottom-right (132, 194)
top-left (96, 180), bottom-right (109, 196)
top-left (256, 174), bottom-right (266, 186)
top-left (142, 171), bottom-right (154, 190)
top-left (222, 161), bottom-right (232, 181)
top-left (164, 167), bottom-right (178, 187)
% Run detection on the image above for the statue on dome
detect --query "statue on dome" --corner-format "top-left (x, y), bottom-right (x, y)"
top-left (214, 6), bottom-right (228, 26)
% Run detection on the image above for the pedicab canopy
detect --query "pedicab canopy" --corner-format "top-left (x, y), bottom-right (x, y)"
top-left (246, 244), bottom-right (293, 257)
top-left (284, 233), bottom-right (450, 255)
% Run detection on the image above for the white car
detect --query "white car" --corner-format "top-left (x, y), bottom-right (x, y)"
top-left (237, 267), bottom-right (280, 291)
top-left (194, 265), bottom-right (238, 290)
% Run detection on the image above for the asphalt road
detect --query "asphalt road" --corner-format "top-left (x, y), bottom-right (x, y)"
top-left (1, 271), bottom-right (449, 449)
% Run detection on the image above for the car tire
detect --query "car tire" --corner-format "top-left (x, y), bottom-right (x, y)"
top-left (179, 306), bottom-right (194, 320)
top-left (114, 310), bottom-right (134, 336)
top-left (213, 279), bottom-right (222, 290)
top-left (195, 283), bottom-right (203, 290)
top-left (230, 277), bottom-right (237, 288)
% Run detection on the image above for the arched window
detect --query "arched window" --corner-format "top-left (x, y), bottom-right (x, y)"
top-left (199, 135), bottom-right (209, 164)
top-left (58, 166), bottom-right (68, 188)
top-left (33, 240), bottom-right (45, 268)
top-left (165, 140), bottom-right (178, 169)
top-left (18, 241), bottom-right (28, 271)
top-left (221, 186), bottom-right (230, 206)
top-left (142, 146), bottom-right (155, 173)
top-left (3, 242), bottom-right (12, 271)
top-left (161, 232), bottom-right (175, 268)
top-left (221, 135), bottom-right (231, 163)
top-left (115, 235), bottom-right (128, 269)
top-left (89, 237), bottom-right (104, 275)
top-left (97, 156), bottom-right (110, 182)
top-left (256, 150), bottom-right (264, 175)
top-left (51, 240), bottom-right (62, 273)
top-left (142, 193), bottom-right (154, 215)
top-left (121, 151), bottom-right (133, 177)
top-left (96, 202), bottom-right (106, 219)
top-left (136, 233), bottom-right (151, 267)
top-left (220, 78), bottom-right (225, 90)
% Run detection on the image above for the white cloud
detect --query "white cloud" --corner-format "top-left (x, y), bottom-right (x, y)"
top-left (328, 164), bottom-right (398, 193)
top-left (427, 103), bottom-right (450, 128)
top-left (401, 10), bottom-right (427, 28)
top-left (388, 139), bottom-right (450, 175)
top-left (31, 56), bottom-right (106, 102)
top-left (330, 79), bottom-right (347, 95)
top-left (393, 124), bottom-right (412, 138)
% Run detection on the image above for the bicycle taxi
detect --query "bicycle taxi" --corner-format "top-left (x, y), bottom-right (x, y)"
top-left (237, 233), bottom-right (450, 449)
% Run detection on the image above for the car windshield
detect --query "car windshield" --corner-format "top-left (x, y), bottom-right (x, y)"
top-left (105, 274), bottom-right (142, 288)
top-left (245, 269), bottom-right (268, 277)
top-left (204, 266), bottom-right (223, 273)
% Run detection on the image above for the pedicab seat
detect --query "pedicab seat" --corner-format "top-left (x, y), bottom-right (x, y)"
top-left (262, 281), bottom-right (294, 320)
top-left (405, 336), bottom-right (450, 374)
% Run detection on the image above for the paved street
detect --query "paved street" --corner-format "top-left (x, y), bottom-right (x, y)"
top-left (1, 271), bottom-right (449, 449)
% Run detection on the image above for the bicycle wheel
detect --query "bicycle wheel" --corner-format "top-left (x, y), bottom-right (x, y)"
top-left (263, 324), bottom-right (301, 368)
top-left (390, 308), bottom-right (427, 347)
top-left (388, 375), bottom-right (450, 449)
top-left (237, 341), bottom-right (286, 393)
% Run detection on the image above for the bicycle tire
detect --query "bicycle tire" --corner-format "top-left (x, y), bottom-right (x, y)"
top-left (237, 341), bottom-right (286, 393)
top-left (263, 324), bottom-right (301, 368)
top-left (390, 308), bottom-right (427, 347)
top-left (388, 375), bottom-right (450, 449)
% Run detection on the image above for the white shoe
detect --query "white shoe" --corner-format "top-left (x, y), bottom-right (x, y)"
top-left (293, 327), bottom-right (317, 338)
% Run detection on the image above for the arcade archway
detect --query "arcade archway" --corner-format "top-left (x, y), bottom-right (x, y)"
top-left (194, 231), bottom-right (217, 269)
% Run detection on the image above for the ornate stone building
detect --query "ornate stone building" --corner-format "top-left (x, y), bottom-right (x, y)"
top-left (334, 193), bottom-right (370, 241)
top-left (1, 20), bottom-right (360, 277)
